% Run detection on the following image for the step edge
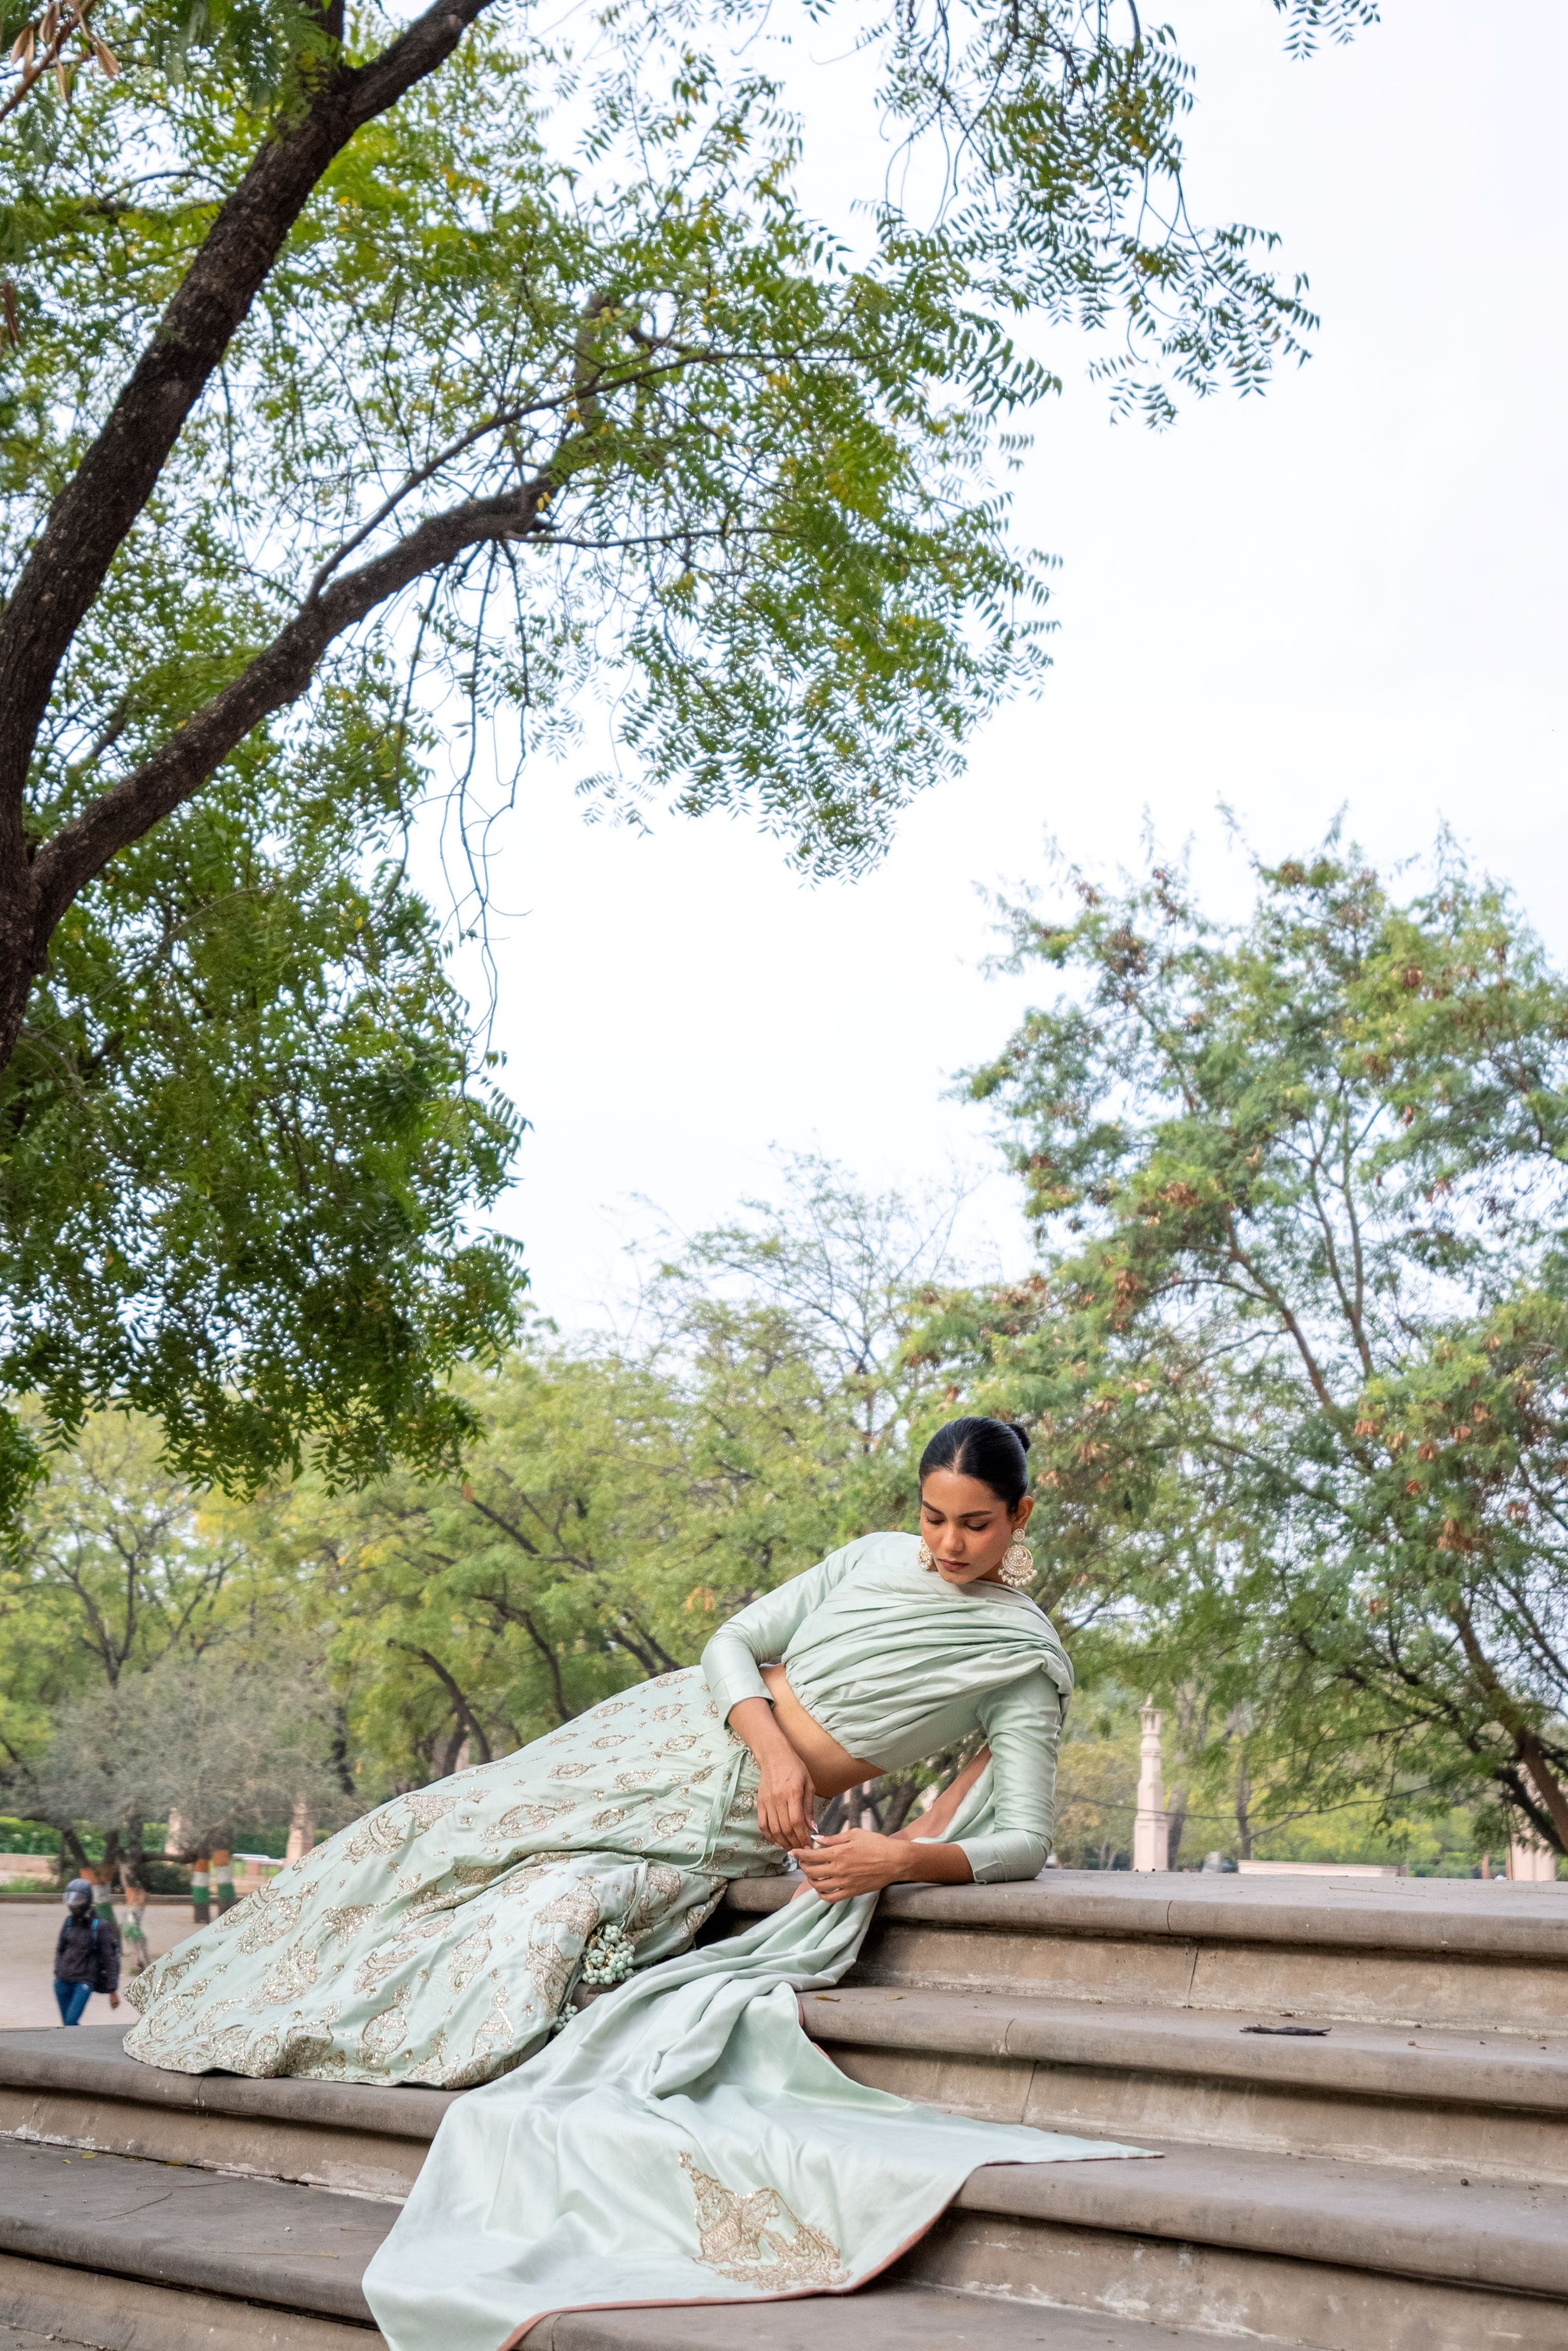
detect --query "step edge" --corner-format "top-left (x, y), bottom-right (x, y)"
top-left (952, 2159), bottom-right (1568, 2297)
top-left (0, 2213), bottom-right (378, 2326)
top-left (724, 1880), bottom-right (1568, 1962)
top-left (799, 2003), bottom-right (1568, 2114)
top-left (0, 2050), bottom-right (453, 2142)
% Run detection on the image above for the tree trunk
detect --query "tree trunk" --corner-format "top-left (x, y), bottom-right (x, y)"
top-left (1235, 1754), bottom-right (1253, 1861)
top-left (1166, 1784), bottom-right (1189, 1872)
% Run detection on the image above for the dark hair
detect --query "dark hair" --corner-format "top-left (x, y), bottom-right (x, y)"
top-left (918, 1416), bottom-right (1031, 1509)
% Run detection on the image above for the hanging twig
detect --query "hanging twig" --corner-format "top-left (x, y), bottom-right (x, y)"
top-left (0, 0), bottom-right (118, 131)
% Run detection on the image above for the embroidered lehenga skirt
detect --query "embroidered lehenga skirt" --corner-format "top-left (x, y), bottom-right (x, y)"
top-left (123, 1668), bottom-right (783, 2089)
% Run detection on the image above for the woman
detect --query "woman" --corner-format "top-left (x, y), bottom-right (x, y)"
top-left (131, 1419), bottom-right (1146, 2350)
top-left (124, 1416), bottom-right (1069, 2087)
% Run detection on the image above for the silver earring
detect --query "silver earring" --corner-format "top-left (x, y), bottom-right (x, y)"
top-left (918, 1537), bottom-right (937, 1571)
top-left (998, 1539), bottom-right (1035, 1591)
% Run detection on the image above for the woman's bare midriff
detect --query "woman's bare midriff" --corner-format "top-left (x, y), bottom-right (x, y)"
top-left (759, 1663), bottom-right (878, 1799)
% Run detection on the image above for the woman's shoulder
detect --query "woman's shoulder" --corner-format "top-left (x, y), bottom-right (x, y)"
top-left (849, 1528), bottom-right (922, 1562)
top-left (826, 1529), bottom-right (923, 1584)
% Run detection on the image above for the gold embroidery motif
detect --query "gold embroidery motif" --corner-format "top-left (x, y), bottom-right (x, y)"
top-left (237, 1891), bottom-right (307, 1955)
top-left (402, 1787), bottom-right (464, 1829)
top-left (526, 1879), bottom-right (601, 2012)
top-left (361, 1980), bottom-right (414, 2064)
top-left (624, 1862), bottom-right (695, 1939)
top-left (352, 1937), bottom-right (413, 1998)
top-left (318, 1904), bottom-right (378, 1946)
top-left (679, 2155), bottom-right (848, 2290)
top-left (447, 1927), bottom-right (492, 1991)
top-left (495, 1799), bottom-right (572, 1835)
top-left (341, 1808), bottom-right (408, 1863)
top-left (256, 1939), bottom-right (322, 2005)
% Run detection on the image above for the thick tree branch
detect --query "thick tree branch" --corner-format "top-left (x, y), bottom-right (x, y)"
top-left (0, 0), bottom-right (501, 828)
top-left (31, 481), bottom-right (550, 934)
top-left (389, 1640), bottom-right (493, 1765)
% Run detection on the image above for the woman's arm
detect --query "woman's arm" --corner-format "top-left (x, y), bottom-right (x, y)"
top-left (702, 1542), bottom-right (872, 1857)
top-left (726, 1695), bottom-right (817, 1855)
top-left (789, 1748), bottom-right (994, 1900)
top-left (700, 1542), bottom-right (870, 1724)
top-left (953, 1678), bottom-right (1061, 1885)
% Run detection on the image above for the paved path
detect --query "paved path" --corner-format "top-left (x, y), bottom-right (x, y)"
top-left (0, 1903), bottom-right (193, 2032)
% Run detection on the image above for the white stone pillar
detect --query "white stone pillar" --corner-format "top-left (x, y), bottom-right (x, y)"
top-left (1133, 1698), bottom-right (1170, 1873)
top-left (285, 1795), bottom-right (315, 1864)
top-left (1508, 1835), bottom-right (1558, 1882)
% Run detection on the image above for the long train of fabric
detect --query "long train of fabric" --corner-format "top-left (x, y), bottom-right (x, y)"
top-left (363, 1772), bottom-right (1150, 2351)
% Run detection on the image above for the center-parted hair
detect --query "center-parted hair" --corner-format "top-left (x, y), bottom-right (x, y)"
top-left (918, 1415), bottom-right (1031, 1509)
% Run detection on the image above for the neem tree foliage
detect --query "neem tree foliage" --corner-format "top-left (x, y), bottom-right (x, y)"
top-left (0, 0), bottom-right (1373, 1514)
top-left (952, 843), bottom-right (1568, 1853)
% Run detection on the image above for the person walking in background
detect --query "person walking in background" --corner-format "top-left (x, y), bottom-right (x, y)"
top-left (54, 1878), bottom-right (121, 2026)
top-left (119, 1880), bottom-right (151, 1978)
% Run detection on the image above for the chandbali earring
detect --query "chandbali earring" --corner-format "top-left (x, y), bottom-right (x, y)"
top-left (997, 1537), bottom-right (1035, 1591)
top-left (918, 1537), bottom-right (937, 1571)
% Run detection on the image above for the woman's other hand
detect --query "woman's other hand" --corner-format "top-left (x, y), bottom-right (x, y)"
top-left (755, 1746), bottom-right (817, 1853)
top-left (790, 1829), bottom-right (907, 1901)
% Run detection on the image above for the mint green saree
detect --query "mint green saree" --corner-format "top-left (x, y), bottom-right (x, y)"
top-left (362, 1770), bottom-right (1149, 2351)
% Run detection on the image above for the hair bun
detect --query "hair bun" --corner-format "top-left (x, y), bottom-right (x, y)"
top-left (1011, 1423), bottom-right (1031, 1454)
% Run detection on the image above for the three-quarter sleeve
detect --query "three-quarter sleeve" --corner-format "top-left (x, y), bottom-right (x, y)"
top-left (701, 1540), bottom-right (870, 1724)
top-left (955, 1672), bottom-right (1063, 1883)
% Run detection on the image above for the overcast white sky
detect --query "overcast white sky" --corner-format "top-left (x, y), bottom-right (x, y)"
top-left (435, 1), bottom-right (1568, 1330)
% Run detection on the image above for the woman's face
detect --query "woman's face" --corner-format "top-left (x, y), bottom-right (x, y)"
top-left (919, 1468), bottom-right (1034, 1585)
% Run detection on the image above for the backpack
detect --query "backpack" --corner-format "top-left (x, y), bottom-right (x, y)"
top-left (86, 1914), bottom-right (118, 1995)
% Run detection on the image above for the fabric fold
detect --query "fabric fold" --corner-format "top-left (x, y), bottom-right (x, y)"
top-left (363, 1775), bottom-right (1152, 2351)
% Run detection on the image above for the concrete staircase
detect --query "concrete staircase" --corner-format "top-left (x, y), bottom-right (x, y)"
top-left (1, 1871), bottom-right (1564, 2351)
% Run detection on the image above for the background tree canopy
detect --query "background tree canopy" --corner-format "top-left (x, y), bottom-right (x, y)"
top-left (940, 835), bottom-right (1568, 1858)
top-left (6, 892), bottom-right (1566, 1881)
top-left (0, 0), bottom-right (1369, 1515)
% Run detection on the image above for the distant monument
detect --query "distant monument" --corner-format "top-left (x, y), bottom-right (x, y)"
top-left (1132, 1698), bottom-right (1169, 1873)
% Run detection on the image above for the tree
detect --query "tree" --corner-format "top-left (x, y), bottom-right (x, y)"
top-left (4, 1644), bottom-right (352, 1874)
top-left (653, 1150), bottom-right (970, 1487)
top-left (0, 1410), bottom-right (348, 1864)
top-left (949, 836), bottom-right (1568, 1857)
top-left (0, 0), bottom-right (1361, 1512)
top-left (274, 1161), bottom-right (964, 1787)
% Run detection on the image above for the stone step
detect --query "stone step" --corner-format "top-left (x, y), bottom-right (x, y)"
top-left (0, 2140), bottom-right (1243, 2351)
top-left (725, 1872), bottom-right (1568, 2033)
top-left (530, 2289), bottom-right (1244, 2349)
top-left (5, 2088), bottom-right (1567, 2351)
top-left (0, 2312), bottom-right (1254, 2351)
top-left (927, 2137), bottom-right (1568, 2348)
top-left (0, 2025), bottom-right (449, 2198)
top-left (800, 1985), bottom-right (1568, 2181)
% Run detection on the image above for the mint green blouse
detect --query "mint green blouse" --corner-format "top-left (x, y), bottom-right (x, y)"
top-left (701, 1531), bottom-right (1073, 1883)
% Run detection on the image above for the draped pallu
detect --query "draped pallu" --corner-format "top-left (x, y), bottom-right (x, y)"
top-left (363, 1770), bottom-right (1150, 2351)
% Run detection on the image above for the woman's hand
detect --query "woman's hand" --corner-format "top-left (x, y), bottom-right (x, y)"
top-left (725, 1695), bottom-right (818, 1852)
top-left (755, 1746), bottom-right (817, 1853)
top-left (789, 1829), bottom-right (909, 1902)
